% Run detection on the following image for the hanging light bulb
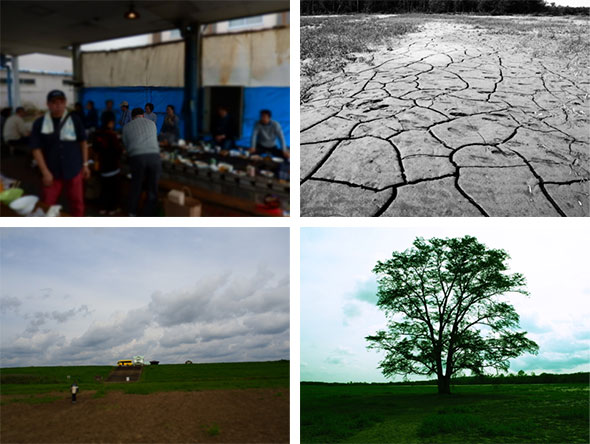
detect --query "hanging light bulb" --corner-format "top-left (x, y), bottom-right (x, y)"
top-left (124, 3), bottom-right (140, 20)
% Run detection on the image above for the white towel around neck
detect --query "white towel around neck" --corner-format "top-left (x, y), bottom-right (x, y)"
top-left (40, 112), bottom-right (77, 141)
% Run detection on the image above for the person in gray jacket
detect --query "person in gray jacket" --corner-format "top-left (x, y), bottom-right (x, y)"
top-left (249, 110), bottom-right (289, 158)
top-left (122, 108), bottom-right (161, 216)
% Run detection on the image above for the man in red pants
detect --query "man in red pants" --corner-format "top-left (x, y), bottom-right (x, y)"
top-left (30, 90), bottom-right (90, 216)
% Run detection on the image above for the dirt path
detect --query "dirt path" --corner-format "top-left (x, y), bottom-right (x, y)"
top-left (1, 388), bottom-right (289, 443)
top-left (106, 366), bottom-right (142, 382)
top-left (300, 20), bottom-right (589, 216)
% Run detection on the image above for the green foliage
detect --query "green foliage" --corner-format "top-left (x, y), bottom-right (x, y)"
top-left (202, 423), bottom-right (221, 437)
top-left (420, 371), bottom-right (589, 386)
top-left (301, 383), bottom-right (589, 443)
top-left (302, 372), bottom-right (590, 386)
top-left (366, 236), bottom-right (538, 393)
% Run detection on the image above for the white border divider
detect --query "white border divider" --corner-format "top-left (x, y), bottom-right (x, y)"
top-left (3, 2), bottom-right (590, 443)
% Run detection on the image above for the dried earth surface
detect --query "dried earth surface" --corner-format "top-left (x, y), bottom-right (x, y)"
top-left (0, 388), bottom-right (289, 443)
top-left (301, 17), bottom-right (590, 216)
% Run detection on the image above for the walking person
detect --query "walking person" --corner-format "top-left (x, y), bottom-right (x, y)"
top-left (122, 107), bottom-right (162, 216)
top-left (30, 90), bottom-right (90, 216)
top-left (119, 101), bottom-right (131, 128)
top-left (93, 116), bottom-right (123, 215)
top-left (71, 381), bottom-right (79, 404)
top-left (249, 109), bottom-right (289, 159)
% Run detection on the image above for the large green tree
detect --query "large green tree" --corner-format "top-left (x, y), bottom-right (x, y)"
top-left (366, 236), bottom-right (539, 394)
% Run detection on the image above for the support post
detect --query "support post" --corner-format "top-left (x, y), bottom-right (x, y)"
top-left (181, 23), bottom-right (200, 141)
top-left (6, 62), bottom-right (13, 108)
top-left (72, 44), bottom-right (82, 103)
top-left (11, 55), bottom-right (20, 107)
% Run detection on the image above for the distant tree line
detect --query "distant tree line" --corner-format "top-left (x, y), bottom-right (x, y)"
top-left (447, 371), bottom-right (589, 385)
top-left (301, 0), bottom-right (590, 16)
top-left (302, 372), bottom-right (590, 385)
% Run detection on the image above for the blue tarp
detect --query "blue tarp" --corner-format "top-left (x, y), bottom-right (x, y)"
top-left (239, 87), bottom-right (290, 148)
top-left (79, 86), bottom-right (184, 134)
top-left (80, 86), bottom-right (290, 147)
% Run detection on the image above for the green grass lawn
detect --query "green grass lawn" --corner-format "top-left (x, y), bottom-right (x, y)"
top-left (301, 383), bottom-right (589, 443)
top-left (0, 361), bottom-right (289, 399)
top-left (1, 365), bottom-right (112, 395)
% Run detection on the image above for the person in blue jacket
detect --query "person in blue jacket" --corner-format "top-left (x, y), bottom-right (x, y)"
top-left (85, 100), bottom-right (98, 131)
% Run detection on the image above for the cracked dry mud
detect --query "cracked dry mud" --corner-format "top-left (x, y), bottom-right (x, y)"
top-left (300, 20), bottom-right (590, 217)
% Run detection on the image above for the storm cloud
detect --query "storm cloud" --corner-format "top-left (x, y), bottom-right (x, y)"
top-left (24, 305), bottom-right (93, 333)
top-left (0, 296), bottom-right (21, 313)
top-left (0, 228), bottom-right (289, 367)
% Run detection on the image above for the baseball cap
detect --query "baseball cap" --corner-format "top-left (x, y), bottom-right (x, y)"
top-left (47, 90), bottom-right (66, 101)
top-left (120, 101), bottom-right (129, 107)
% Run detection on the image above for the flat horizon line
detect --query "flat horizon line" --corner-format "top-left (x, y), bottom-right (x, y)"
top-left (0, 359), bottom-right (290, 369)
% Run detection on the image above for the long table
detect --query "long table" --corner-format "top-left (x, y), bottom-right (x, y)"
top-left (155, 146), bottom-right (290, 216)
top-left (87, 140), bottom-right (291, 216)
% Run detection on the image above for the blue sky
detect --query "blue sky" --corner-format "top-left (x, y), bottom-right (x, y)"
top-left (301, 226), bottom-right (590, 382)
top-left (0, 228), bottom-right (289, 367)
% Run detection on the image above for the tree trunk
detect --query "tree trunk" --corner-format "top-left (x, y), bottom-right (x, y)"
top-left (437, 375), bottom-right (451, 394)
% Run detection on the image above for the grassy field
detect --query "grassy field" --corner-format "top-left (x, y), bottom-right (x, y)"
top-left (300, 14), bottom-right (589, 81)
top-left (453, 15), bottom-right (590, 69)
top-left (301, 383), bottom-right (589, 443)
top-left (301, 15), bottom-right (421, 79)
top-left (0, 360), bottom-right (289, 400)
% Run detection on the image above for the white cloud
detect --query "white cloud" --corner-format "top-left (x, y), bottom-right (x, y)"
top-left (302, 225), bottom-right (590, 382)
top-left (0, 228), bottom-right (289, 367)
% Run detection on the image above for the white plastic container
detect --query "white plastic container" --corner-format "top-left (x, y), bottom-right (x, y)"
top-left (9, 195), bottom-right (39, 216)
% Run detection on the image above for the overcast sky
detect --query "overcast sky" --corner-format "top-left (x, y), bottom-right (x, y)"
top-left (0, 228), bottom-right (289, 368)
top-left (301, 225), bottom-right (590, 382)
top-left (551, 0), bottom-right (588, 6)
top-left (17, 34), bottom-right (159, 74)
